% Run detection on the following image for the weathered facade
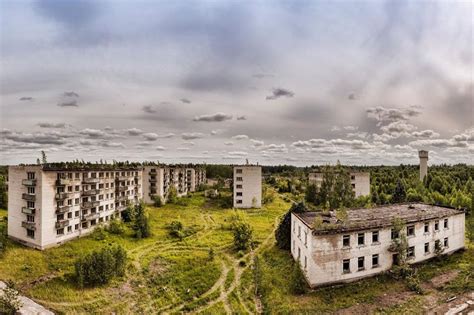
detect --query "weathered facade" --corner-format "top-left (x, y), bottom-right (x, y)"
top-left (8, 165), bottom-right (141, 250)
top-left (233, 165), bottom-right (262, 208)
top-left (291, 203), bottom-right (465, 287)
top-left (308, 171), bottom-right (370, 197)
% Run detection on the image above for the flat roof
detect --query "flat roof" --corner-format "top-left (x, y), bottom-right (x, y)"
top-left (293, 203), bottom-right (464, 235)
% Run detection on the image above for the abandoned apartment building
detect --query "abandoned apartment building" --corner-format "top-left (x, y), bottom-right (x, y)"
top-left (233, 164), bottom-right (262, 208)
top-left (7, 164), bottom-right (206, 250)
top-left (308, 171), bottom-right (370, 197)
top-left (291, 203), bottom-right (465, 287)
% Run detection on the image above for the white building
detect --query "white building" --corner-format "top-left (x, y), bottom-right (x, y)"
top-left (8, 165), bottom-right (141, 250)
top-left (308, 171), bottom-right (370, 197)
top-left (233, 165), bottom-right (262, 208)
top-left (291, 203), bottom-right (465, 287)
top-left (419, 150), bottom-right (429, 181)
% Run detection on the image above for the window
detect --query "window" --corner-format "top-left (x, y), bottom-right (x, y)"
top-left (82, 222), bottom-right (88, 229)
top-left (57, 214), bottom-right (64, 221)
top-left (434, 220), bottom-right (439, 231)
top-left (236, 177), bottom-right (243, 181)
top-left (444, 237), bottom-right (448, 248)
top-left (67, 226), bottom-right (72, 233)
top-left (298, 226), bottom-right (301, 238)
top-left (26, 215), bottom-right (34, 222)
top-left (435, 240), bottom-right (441, 251)
top-left (357, 233), bottom-right (365, 246)
top-left (407, 246), bottom-right (415, 258)
top-left (27, 201), bottom-right (35, 208)
top-left (236, 192), bottom-right (243, 197)
top-left (407, 225), bottom-right (415, 237)
top-left (304, 231), bottom-right (308, 246)
top-left (27, 172), bottom-right (35, 179)
top-left (236, 184), bottom-right (242, 189)
top-left (75, 173), bottom-right (80, 179)
top-left (444, 219), bottom-right (448, 229)
top-left (27, 229), bottom-right (35, 238)
top-left (391, 228), bottom-right (399, 240)
top-left (236, 200), bottom-right (242, 204)
top-left (75, 211), bottom-right (79, 217)
top-left (236, 169), bottom-right (243, 174)
top-left (424, 242), bottom-right (430, 254)
top-left (75, 224), bottom-right (79, 230)
top-left (351, 175), bottom-right (355, 180)
top-left (358, 257), bottom-right (365, 271)
top-left (68, 186), bottom-right (73, 192)
top-left (27, 187), bottom-right (35, 194)
top-left (67, 199), bottom-right (72, 206)
top-left (57, 228), bottom-right (64, 235)
top-left (293, 221), bottom-right (295, 232)
top-left (351, 183), bottom-right (355, 189)
top-left (343, 235), bottom-right (350, 247)
top-left (67, 212), bottom-right (72, 219)
top-left (372, 231), bottom-right (379, 243)
top-left (372, 254), bottom-right (379, 268)
top-left (424, 222), bottom-right (429, 233)
top-left (343, 259), bottom-right (350, 273)
top-left (75, 198), bottom-right (79, 205)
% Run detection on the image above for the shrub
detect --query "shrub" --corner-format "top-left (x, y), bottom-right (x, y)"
top-left (74, 245), bottom-right (127, 288)
top-left (107, 219), bottom-right (125, 235)
top-left (0, 280), bottom-right (22, 314)
top-left (167, 220), bottom-right (197, 240)
top-left (0, 223), bottom-right (7, 257)
top-left (289, 262), bottom-right (307, 295)
top-left (92, 226), bottom-right (107, 240)
top-left (208, 248), bottom-right (215, 261)
top-left (121, 205), bottom-right (136, 222)
top-left (153, 196), bottom-right (163, 207)
top-left (167, 186), bottom-right (178, 204)
top-left (232, 221), bottom-right (253, 251)
top-left (406, 273), bottom-right (424, 294)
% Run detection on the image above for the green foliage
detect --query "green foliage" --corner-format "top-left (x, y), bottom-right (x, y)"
top-left (275, 202), bottom-right (306, 250)
top-left (153, 195), bottom-right (163, 207)
top-left (232, 221), bottom-right (254, 251)
top-left (131, 203), bottom-right (150, 239)
top-left (107, 219), bottom-right (126, 235)
top-left (0, 222), bottom-right (7, 258)
top-left (262, 185), bottom-right (276, 204)
top-left (74, 245), bottom-right (127, 288)
top-left (167, 186), bottom-right (178, 204)
top-left (289, 262), bottom-right (307, 295)
top-left (305, 183), bottom-right (317, 204)
top-left (167, 220), bottom-right (197, 240)
top-left (41, 150), bottom-right (47, 164)
top-left (0, 280), bottom-right (22, 314)
top-left (314, 163), bottom-right (355, 209)
top-left (92, 226), bottom-right (107, 240)
top-left (392, 179), bottom-right (406, 203)
top-left (121, 205), bottom-right (136, 222)
top-left (0, 175), bottom-right (7, 209)
top-left (208, 248), bottom-right (215, 261)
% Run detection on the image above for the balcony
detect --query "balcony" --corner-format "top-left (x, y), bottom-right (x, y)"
top-left (55, 220), bottom-right (69, 229)
top-left (116, 195), bottom-right (128, 202)
top-left (55, 192), bottom-right (70, 200)
top-left (22, 221), bottom-right (36, 230)
top-left (116, 176), bottom-right (132, 181)
top-left (22, 179), bottom-right (36, 186)
top-left (82, 177), bottom-right (100, 184)
top-left (82, 189), bottom-right (99, 196)
top-left (21, 207), bottom-right (35, 215)
top-left (56, 178), bottom-right (70, 186)
top-left (56, 205), bottom-right (71, 214)
top-left (83, 212), bottom-right (99, 221)
top-left (22, 193), bottom-right (36, 201)
top-left (148, 170), bottom-right (157, 175)
top-left (149, 178), bottom-right (157, 183)
top-left (82, 201), bottom-right (100, 208)
top-left (116, 186), bottom-right (127, 192)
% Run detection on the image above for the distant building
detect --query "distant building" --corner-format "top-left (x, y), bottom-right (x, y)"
top-left (419, 150), bottom-right (429, 181)
top-left (8, 165), bottom-right (141, 250)
top-left (291, 203), bottom-right (465, 287)
top-left (233, 165), bottom-right (262, 208)
top-left (308, 171), bottom-right (370, 197)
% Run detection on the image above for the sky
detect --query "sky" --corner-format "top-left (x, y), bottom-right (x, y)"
top-left (0, 0), bottom-right (473, 166)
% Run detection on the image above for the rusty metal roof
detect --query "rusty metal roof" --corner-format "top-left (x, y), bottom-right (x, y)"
top-left (294, 203), bottom-right (464, 235)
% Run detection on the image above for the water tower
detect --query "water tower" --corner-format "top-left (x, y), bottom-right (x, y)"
top-left (418, 150), bottom-right (428, 181)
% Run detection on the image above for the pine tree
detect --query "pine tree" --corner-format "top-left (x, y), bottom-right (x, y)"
top-left (392, 179), bottom-right (406, 203)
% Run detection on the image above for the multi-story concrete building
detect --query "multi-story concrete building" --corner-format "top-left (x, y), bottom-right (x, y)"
top-left (8, 165), bottom-right (141, 250)
top-left (142, 166), bottom-right (168, 204)
top-left (186, 168), bottom-right (196, 193)
top-left (308, 171), bottom-right (370, 197)
top-left (233, 165), bottom-right (262, 208)
top-left (291, 203), bottom-right (465, 287)
top-left (195, 168), bottom-right (206, 190)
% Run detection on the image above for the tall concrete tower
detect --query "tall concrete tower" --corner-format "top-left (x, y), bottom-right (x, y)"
top-left (419, 150), bottom-right (428, 181)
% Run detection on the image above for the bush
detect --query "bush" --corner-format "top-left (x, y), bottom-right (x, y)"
top-left (289, 262), bottom-right (307, 295)
top-left (0, 223), bottom-right (7, 257)
top-left (406, 274), bottom-right (424, 294)
top-left (167, 220), bottom-right (197, 240)
top-left (107, 219), bottom-right (125, 235)
top-left (232, 221), bottom-right (253, 251)
top-left (74, 245), bottom-right (127, 288)
top-left (92, 226), bottom-right (107, 240)
top-left (121, 205), bottom-right (136, 222)
top-left (153, 196), bottom-right (163, 207)
top-left (167, 186), bottom-right (178, 204)
top-left (0, 280), bottom-right (21, 314)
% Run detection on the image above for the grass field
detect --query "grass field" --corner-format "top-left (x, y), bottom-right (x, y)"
top-left (0, 195), bottom-right (472, 314)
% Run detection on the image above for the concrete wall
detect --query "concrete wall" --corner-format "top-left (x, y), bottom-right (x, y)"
top-left (233, 166), bottom-right (262, 208)
top-left (142, 166), bottom-right (165, 204)
top-left (291, 212), bottom-right (465, 287)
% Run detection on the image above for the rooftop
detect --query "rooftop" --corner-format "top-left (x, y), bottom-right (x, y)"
top-left (294, 203), bottom-right (464, 235)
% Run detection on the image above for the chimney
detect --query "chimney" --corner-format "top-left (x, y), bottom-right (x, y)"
top-left (418, 150), bottom-right (428, 181)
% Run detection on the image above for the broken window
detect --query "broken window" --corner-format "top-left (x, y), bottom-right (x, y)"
top-left (424, 242), bottom-right (430, 254)
top-left (424, 222), bottom-right (429, 233)
top-left (358, 257), bottom-right (365, 270)
top-left (434, 220), bottom-right (439, 231)
top-left (372, 254), bottom-right (379, 267)
top-left (343, 259), bottom-right (350, 273)
top-left (372, 231), bottom-right (379, 243)
top-left (391, 228), bottom-right (399, 240)
top-left (357, 233), bottom-right (365, 246)
top-left (343, 235), bottom-right (350, 247)
top-left (407, 246), bottom-right (415, 258)
top-left (407, 225), bottom-right (415, 237)
top-left (444, 237), bottom-right (448, 248)
top-left (444, 219), bottom-right (448, 229)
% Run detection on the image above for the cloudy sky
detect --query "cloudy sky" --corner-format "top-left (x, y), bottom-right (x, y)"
top-left (0, 0), bottom-right (472, 166)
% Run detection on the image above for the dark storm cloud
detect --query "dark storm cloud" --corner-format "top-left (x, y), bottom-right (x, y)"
top-left (63, 91), bottom-right (79, 97)
top-left (58, 99), bottom-right (78, 107)
top-left (57, 91), bottom-right (80, 107)
top-left (19, 97), bottom-right (34, 101)
top-left (180, 98), bottom-right (191, 104)
top-left (36, 0), bottom-right (101, 29)
top-left (182, 132), bottom-right (205, 140)
top-left (3, 131), bottom-right (67, 145)
top-left (142, 105), bottom-right (157, 113)
top-left (366, 106), bottom-right (422, 125)
top-left (265, 88), bottom-right (295, 100)
top-left (193, 112), bottom-right (233, 122)
top-left (237, 115), bottom-right (247, 120)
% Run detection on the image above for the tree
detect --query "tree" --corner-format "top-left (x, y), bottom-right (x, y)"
top-left (167, 186), bottom-right (178, 204)
top-left (153, 195), bottom-right (163, 207)
top-left (41, 150), bottom-right (47, 164)
top-left (305, 184), bottom-right (317, 205)
top-left (0, 175), bottom-right (7, 209)
top-left (289, 262), bottom-right (307, 295)
top-left (275, 202), bottom-right (306, 250)
top-left (132, 203), bottom-right (150, 239)
top-left (232, 221), bottom-right (253, 250)
top-left (74, 245), bottom-right (127, 288)
top-left (0, 281), bottom-right (22, 314)
top-left (392, 179), bottom-right (406, 203)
